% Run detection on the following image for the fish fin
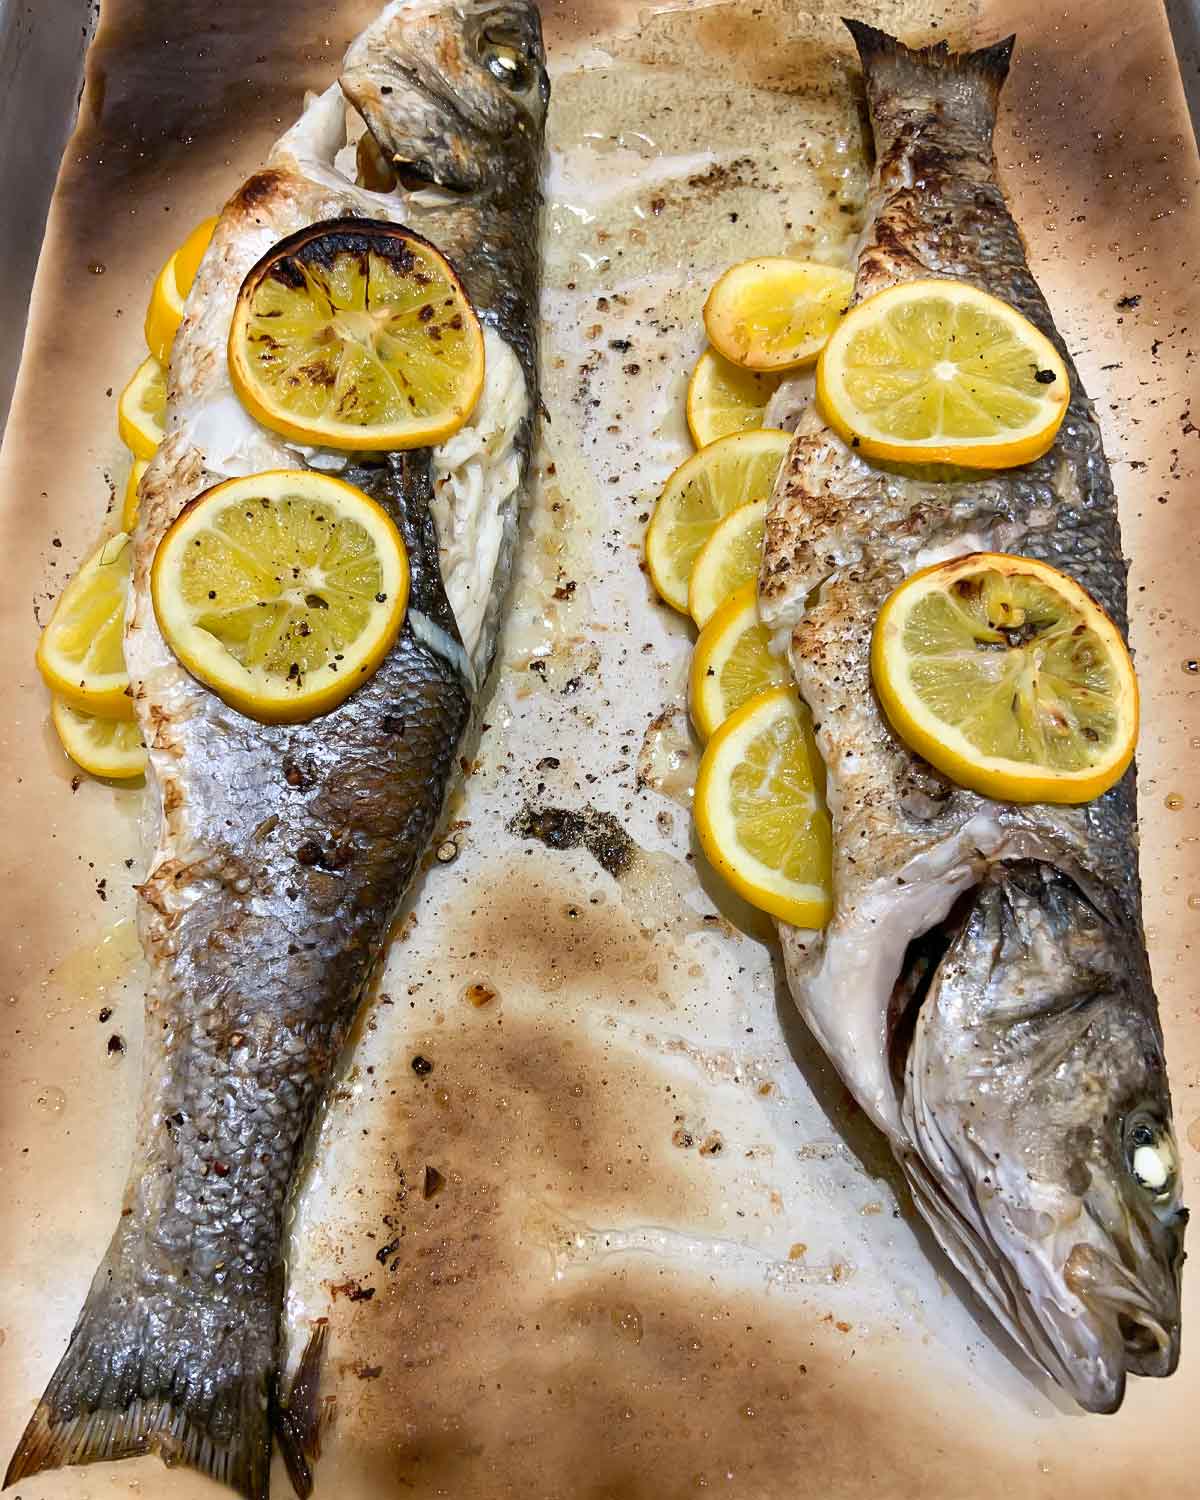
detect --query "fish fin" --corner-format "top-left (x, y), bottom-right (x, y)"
top-left (842, 18), bottom-right (1016, 100)
top-left (4, 1266), bottom-right (274, 1500)
top-left (273, 1321), bottom-right (331, 1500)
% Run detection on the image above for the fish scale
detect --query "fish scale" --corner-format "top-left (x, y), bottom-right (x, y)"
top-left (759, 21), bottom-right (1185, 1415)
top-left (6, 3), bottom-right (547, 1497)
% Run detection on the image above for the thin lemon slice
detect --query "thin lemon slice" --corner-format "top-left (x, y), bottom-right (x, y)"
top-left (817, 279), bottom-right (1070, 468)
top-left (645, 429), bottom-right (789, 614)
top-left (704, 258), bottom-right (855, 373)
top-left (122, 458), bottom-right (149, 532)
top-left (145, 251), bottom-right (186, 366)
top-left (688, 497), bottom-right (768, 627)
top-left (152, 470), bottom-right (409, 723)
top-left (52, 698), bottom-right (146, 780)
top-left (695, 684), bottom-right (832, 927)
top-left (228, 219), bottom-right (485, 452)
top-left (872, 552), bottom-right (1137, 804)
top-left (118, 356), bottom-right (167, 460)
top-left (36, 533), bottom-right (135, 719)
top-left (686, 347), bottom-right (783, 447)
top-left (690, 582), bottom-right (791, 740)
top-left (144, 218), bottom-right (218, 365)
top-left (173, 216), bottom-right (217, 295)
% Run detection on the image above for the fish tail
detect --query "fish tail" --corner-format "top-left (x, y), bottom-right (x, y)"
top-left (4, 1249), bottom-right (276, 1500)
top-left (843, 18), bottom-right (1016, 119)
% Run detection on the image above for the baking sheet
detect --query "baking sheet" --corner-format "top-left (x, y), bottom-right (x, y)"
top-left (1, 1), bottom-right (1198, 1496)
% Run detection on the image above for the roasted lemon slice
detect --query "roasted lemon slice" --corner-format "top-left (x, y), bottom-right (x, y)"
top-left (872, 552), bottom-right (1137, 804)
top-left (173, 215), bottom-right (217, 294)
top-left (152, 470), bottom-right (409, 723)
top-left (645, 429), bottom-right (789, 615)
top-left (694, 684), bottom-right (832, 927)
top-left (52, 698), bottom-right (146, 780)
top-left (686, 347), bottom-right (783, 447)
top-left (145, 253), bottom-right (186, 366)
top-left (704, 258), bottom-right (854, 372)
top-left (122, 458), bottom-right (149, 532)
top-left (36, 533), bottom-right (135, 719)
top-left (228, 220), bottom-right (485, 451)
top-left (688, 497), bottom-right (768, 627)
top-left (818, 279), bottom-right (1070, 468)
top-left (690, 582), bottom-right (791, 740)
top-left (143, 218), bottom-right (216, 365)
top-left (118, 356), bottom-right (167, 460)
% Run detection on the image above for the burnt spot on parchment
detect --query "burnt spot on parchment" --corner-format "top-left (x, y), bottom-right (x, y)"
top-left (299, 996), bottom-right (1028, 1500)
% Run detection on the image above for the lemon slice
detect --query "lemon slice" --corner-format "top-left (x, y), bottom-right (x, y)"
top-left (818, 279), bottom-right (1070, 469)
top-left (122, 458), bottom-right (149, 532)
top-left (144, 218), bottom-right (218, 365)
top-left (686, 347), bottom-right (783, 447)
top-left (704, 258), bottom-right (855, 373)
top-left (36, 533), bottom-right (135, 719)
top-left (690, 582), bottom-right (791, 740)
top-left (688, 497), bottom-right (768, 627)
top-left (872, 552), bottom-right (1138, 804)
top-left (152, 470), bottom-right (410, 723)
top-left (228, 219), bottom-right (485, 452)
top-left (52, 698), bottom-right (146, 780)
top-left (645, 429), bottom-right (789, 614)
top-left (173, 216), bottom-right (217, 295)
top-left (694, 684), bottom-right (832, 927)
top-left (118, 356), bottom-right (167, 460)
top-left (145, 252), bottom-right (186, 366)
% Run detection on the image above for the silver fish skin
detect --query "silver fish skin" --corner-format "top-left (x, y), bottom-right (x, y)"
top-left (759, 22), bottom-right (1186, 1413)
top-left (6, 4), bottom-right (546, 1498)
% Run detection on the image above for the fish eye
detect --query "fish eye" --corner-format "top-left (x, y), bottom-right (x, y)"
top-left (1124, 1114), bottom-right (1177, 1201)
top-left (479, 25), bottom-right (533, 90)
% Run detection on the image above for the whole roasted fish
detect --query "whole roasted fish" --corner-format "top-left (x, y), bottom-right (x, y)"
top-left (6, 3), bottom-right (546, 1496)
top-left (759, 22), bottom-right (1187, 1412)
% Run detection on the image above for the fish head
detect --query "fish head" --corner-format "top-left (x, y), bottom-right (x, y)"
top-left (899, 859), bottom-right (1187, 1412)
top-left (340, 0), bottom-right (548, 194)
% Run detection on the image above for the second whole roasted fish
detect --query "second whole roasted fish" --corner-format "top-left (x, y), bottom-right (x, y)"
top-left (760, 21), bottom-right (1187, 1413)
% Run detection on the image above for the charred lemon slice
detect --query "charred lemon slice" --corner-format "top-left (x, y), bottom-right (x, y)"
top-left (818, 280), bottom-right (1070, 468)
top-left (704, 258), bottom-right (854, 372)
top-left (688, 497), bottom-right (768, 627)
top-left (872, 552), bottom-right (1138, 804)
top-left (117, 356), bottom-right (167, 460)
top-left (645, 429), bottom-right (789, 615)
top-left (122, 458), bottom-right (149, 532)
top-left (694, 684), bottom-right (832, 927)
top-left (686, 347), bottom-right (783, 447)
top-left (228, 219), bottom-right (485, 452)
top-left (152, 470), bottom-right (409, 723)
top-left (690, 581), bottom-right (790, 740)
top-left (52, 698), bottom-right (146, 781)
top-left (36, 533), bottom-right (135, 719)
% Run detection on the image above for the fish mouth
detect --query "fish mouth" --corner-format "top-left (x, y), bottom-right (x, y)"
top-left (1064, 1242), bottom-right (1180, 1383)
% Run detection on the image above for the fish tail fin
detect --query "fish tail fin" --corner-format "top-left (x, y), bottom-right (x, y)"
top-left (843, 18), bottom-right (1015, 122)
top-left (4, 1249), bottom-right (276, 1500)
